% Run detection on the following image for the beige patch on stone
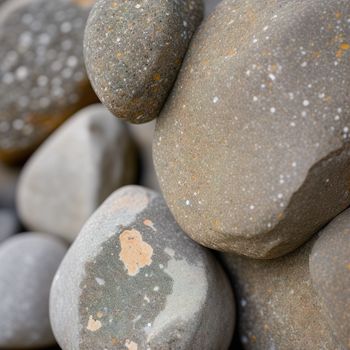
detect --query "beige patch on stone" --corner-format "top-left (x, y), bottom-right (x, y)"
top-left (125, 340), bottom-right (138, 350)
top-left (72, 0), bottom-right (95, 7)
top-left (144, 219), bottom-right (157, 231)
top-left (119, 229), bottom-right (153, 276)
top-left (87, 315), bottom-right (102, 332)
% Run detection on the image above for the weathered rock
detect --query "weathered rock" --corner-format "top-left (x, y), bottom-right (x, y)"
top-left (154, 0), bottom-right (350, 258)
top-left (222, 236), bottom-right (345, 350)
top-left (310, 208), bottom-right (350, 350)
top-left (84, 0), bottom-right (203, 124)
top-left (50, 186), bottom-right (235, 350)
top-left (17, 104), bottom-right (137, 243)
top-left (0, 209), bottom-right (19, 242)
top-left (0, 233), bottom-right (67, 348)
top-left (0, 0), bottom-right (98, 163)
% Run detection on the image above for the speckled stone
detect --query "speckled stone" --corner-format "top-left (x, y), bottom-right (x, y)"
top-left (84, 0), bottom-right (203, 124)
top-left (0, 209), bottom-right (19, 243)
top-left (154, 0), bottom-right (350, 259)
top-left (0, 0), bottom-right (98, 163)
top-left (50, 186), bottom-right (235, 350)
top-left (0, 233), bottom-right (67, 348)
top-left (222, 236), bottom-right (345, 350)
top-left (17, 104), bottom-right (137, 243)
top-left (310, 208), bottom-right (350, 350)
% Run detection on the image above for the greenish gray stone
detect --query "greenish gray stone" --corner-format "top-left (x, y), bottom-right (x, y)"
top-left (84, 0), bottom-right (203, 124)
top-left (0, 233), bottom-right (67, 348)
top-left (50, 186), bottom-right (235, 350)
top-left (0, 0), bottom-right (97, 163)
top-left (310, 208), bottom-right (350, 350)
top-left (17, 104), bottom-right (137, 243)
top-left (154, 0), bottom-right (350, 258)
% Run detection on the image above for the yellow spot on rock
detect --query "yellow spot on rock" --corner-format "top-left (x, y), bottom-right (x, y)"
top-left (125, 339), bottom-right (138, 350)
top-left (346, 263), bottom-right (350, 271)
top-left (144, 219), bottom-right (157, 231)
top-left (119, 229), bottom-right (153, 276)
top-left (340, 43), bottom-right (350, 50)
top-left (72, 0), bottom-right (94, 7)
top-left (116, 52), bottom-right (124, 60)
top-left (87, 315), bottom-right (102, 332)
top-left (153, 73), bottom-right (161, 81)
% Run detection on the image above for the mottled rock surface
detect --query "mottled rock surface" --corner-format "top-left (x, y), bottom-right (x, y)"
top-left (0, 0), bottom-right (97, 163)
top-left (222, 237), bottom-right (344, 350)
top-left (154, 0), bottom-right (350, 258)
top-left (0, 209), bottom-right (19, 242)
top-left (17, 104), bottom-right (137, 243)
top-left (50, 186), bottom-right (235, 350)
top-left (84, 0), bottom-right (203, 123)
top-left (0, 233), bottom-right (67, 348)
top-left (310, 208), bottom-right (350, 350)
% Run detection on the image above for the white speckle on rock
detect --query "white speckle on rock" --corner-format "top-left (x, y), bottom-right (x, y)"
top-left (213, 96), bottom-right (219, 104)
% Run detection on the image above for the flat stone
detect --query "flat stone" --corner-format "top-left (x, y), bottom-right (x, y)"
top-left (17, 104), bottom-right (137, 243)
top-left (154, 0), bottom-right (350, 258)
top-left (0, 209), bottom-right (19, 242)
top-left (310, 208), bottom-right (350, 349)
top-left (222, 236), bottom-right (344, 350)
top-left (0, 0), bottom-right (98, 163)
top-left (84, 0), bottom-right (203, 123)
top-left (50, 186), bottom-right (235, 350)
top-left (0, 233), bottom-right (67, 348)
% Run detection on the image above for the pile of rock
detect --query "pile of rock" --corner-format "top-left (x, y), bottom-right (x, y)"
top-left (0, 0), bottom-right (349, 349)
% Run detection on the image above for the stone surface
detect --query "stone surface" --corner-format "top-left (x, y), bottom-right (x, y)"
top-left (0, 162), bottom-right (20, 208)
top-left (0, 209), bottom-right (19, 242)
top-left (84, 0), bottom-right (203, 124)
top-left (205, 0), bottom-right (220, 16)
top-left (222, 236), bottom-right (345, 350)
top-left (129, 122), bottom-right (160, 191)
top-left (154, 0), bottom-right (350, 258)
top-left (17, 104), bottom-right (137, 243)
top-left (310, 208), bottom-right (350, 350)
top-left (50, 186), bottom-right (235, 350)
top-left (0, 0), bottom-right (98, 163)
top-left (0, 233), bottom-right (67, 348)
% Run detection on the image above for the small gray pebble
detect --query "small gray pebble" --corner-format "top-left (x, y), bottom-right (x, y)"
top-left (0, 233), bottom-right (67, 348)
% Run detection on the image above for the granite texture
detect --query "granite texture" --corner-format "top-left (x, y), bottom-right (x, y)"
top-left (50, 186), bottom-right (235, 350)
top-left (0, 0), bottom-right (98, 163)
top-left (154, 0), bottom-right (350, 258)
top-left (84, 0), bottom-right (203, 123)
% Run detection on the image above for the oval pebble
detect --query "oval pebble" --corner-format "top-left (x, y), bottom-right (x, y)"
top-left (50, 185), bottom-right (235, 350)
top-left (17, 104), bottom-right (137, 243)
top-left (84, 0), bottom-right (203, 123)
top-left (0, 233), bottom-right (67, 348)
top-left (154, 0), bottom-right (350, 258)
